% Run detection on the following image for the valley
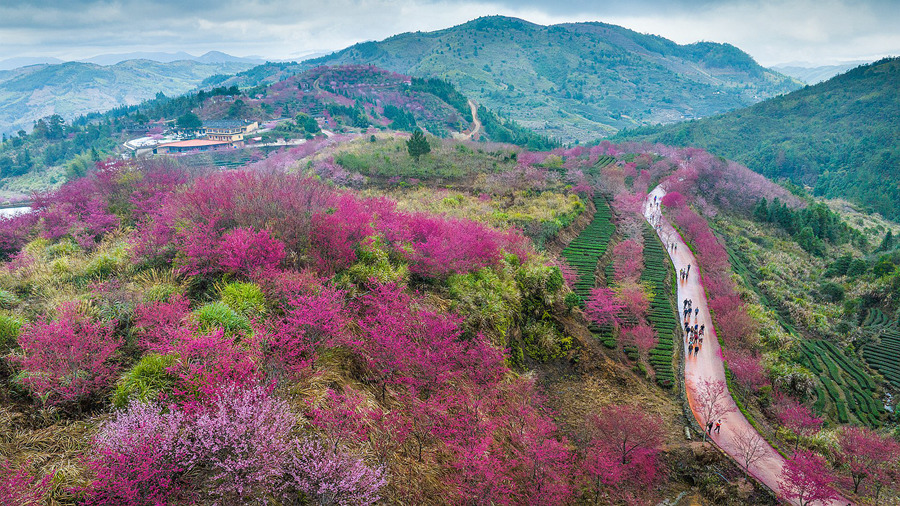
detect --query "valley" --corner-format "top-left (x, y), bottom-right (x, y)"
top-left (0, 9), bottom-right (898, 506)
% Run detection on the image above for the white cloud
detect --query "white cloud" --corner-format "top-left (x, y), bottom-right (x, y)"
top-left (0, 0), bottom-right (897, 66)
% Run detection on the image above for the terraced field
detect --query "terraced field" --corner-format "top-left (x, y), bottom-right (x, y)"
top-left (561, 195), bottom-right (615, 302)
top-left (861, 308), bottom-right (900, 389)
top-left (641, 225), bottom-right (678, 388)
top-left (797, 340), bottom-right (884, 426)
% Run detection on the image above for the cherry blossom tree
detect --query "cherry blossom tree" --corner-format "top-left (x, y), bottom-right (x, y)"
top-left (779, 450), bottom-right (839, 506)
top-left (731, 429), bottom-right (766, 472)
top-left (775, 398), bottom-right (823, 452)
top-left (584, 287), bottom-right (625, 328)
top-left (622, 323), bottom-right (658, 369)
top-left (584, 404), bottom-right (662, 504)
top-left (694, 379), bottom-right (735, 442)
top-left (837, 425), bottom-right (900, 498)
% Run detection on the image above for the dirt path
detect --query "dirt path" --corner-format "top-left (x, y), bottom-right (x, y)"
top-left (643, 187), bottom-right (852, 506)
top-left (467, 100), bottom-right (481, 140)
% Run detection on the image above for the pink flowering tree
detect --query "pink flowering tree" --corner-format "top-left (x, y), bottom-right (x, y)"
top-left (622, 323), bottom-right (658, 369)
top-left (612, 239), bottom-right (644, 282)
top-left (306, 387), bottom-right (374, 452)
top-left (775, 398), bottom-right (823, 452)
top-left (584, 404), bottom-right (662, 504)
top-left (725, 350), bottom-right (769, 392)
top-left (584, 287), bottom-right (625, 328)
top-left (617, 282), bottom-right (650, 321)
top-left (661, 191), bottom-right (686, 209)
top-left (837, 426), bottom-right (900, 497)
top-left (286, 438), bottom-right (386, 506)
top-left (132, 293), bottom-right (195, 354)
top-left (218, 227), bottom-right (286, 275)
top-left (779, 450), bottom-right (840, 506)
top-left (694, 379), bottom-right (735, 442)
top-left (84, 401), bottom-right (189, 506)
top-left (9, 302), bottom-right (122, 408)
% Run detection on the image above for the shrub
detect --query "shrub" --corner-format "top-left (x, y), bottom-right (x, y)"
top-left (218, 281), bottom-right (266, 318)
top-left (0, 460), bottom-right (53, 506)
top-left (0, 314), bottom-right (23, 351)
top-left (343, 236), bottom-right (408, 285)
top-left (85, 401), bottom-right (188, 506)
top-left (286, 438), bottom-right (386, 506)
top-left (447, 268), bottom-right (520, 342)
top-left (0, 289), bottom-right (19, 309)
top-left (133, 293), bottom-right (195, 353)
top-left (193, 302), bottom-right (251, 337)
top-left (45, 238), bottom-right (80, 258)
top-left (218, 227), bottom-right (285, 275)
top-left (85, 253), bottom-right (118, 279)
top-left (178, 386), bottom-right (296, 502)
top-left (9, 302), bottom-right (122, 407)
top-left (522, 320), bottom-right (570, 361)
top-left (170, 330), bottom-right (259, 404)
top-left (112, 354), bottom-right (178, 409)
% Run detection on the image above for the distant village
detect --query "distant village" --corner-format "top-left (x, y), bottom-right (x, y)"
top-left (124, 116), bottom-right (326, 158)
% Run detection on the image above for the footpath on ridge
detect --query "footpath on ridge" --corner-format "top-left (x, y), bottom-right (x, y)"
top-left (643, 186), bottom-right (852, 506)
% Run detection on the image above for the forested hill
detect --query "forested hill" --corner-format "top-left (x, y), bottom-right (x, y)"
top-left (616, 57), bottom-right (900, 220)
top-left (0, 59), bottom-right (256, 136)
top-left (299, 15), bottom-right (799, 142)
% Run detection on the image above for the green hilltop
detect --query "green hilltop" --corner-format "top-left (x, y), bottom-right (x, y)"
top-left (302, 15), bottom-right (800, 142)
top-left (616, 57), bottom-right (900, 220)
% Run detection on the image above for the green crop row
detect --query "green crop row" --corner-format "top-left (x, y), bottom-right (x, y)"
top-left (641, 224), bottom-right (677, 388)
top-left (801, 340), bottom-right (882, 426)
top-left (562, 195), bottom-right (615, 302)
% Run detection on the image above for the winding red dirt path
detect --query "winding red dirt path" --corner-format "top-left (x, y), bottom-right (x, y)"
top-left (643, 186), bottom-right (852, 506)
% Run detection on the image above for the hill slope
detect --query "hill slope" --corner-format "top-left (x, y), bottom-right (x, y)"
top-left (0, 59), bottom-right (256, 135)
top-left (302, 15), bottom-right (799, 141)
top-left (617, 57), bottom-right (900, 220)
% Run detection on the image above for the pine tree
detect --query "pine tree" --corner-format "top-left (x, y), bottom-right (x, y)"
top-left (406, 129), bottom-right (431, 161)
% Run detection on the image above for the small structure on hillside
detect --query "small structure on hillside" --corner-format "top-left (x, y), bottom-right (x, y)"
top-left (200, 120), bottom-right (259, 142)
top-left (153, 139), bottom-right (231, 154)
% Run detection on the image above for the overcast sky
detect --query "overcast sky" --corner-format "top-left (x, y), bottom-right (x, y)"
top-left (1, 0), bottom-right (898, 67)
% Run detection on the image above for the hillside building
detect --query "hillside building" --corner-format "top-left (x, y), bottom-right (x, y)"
top-left (200, 120), bottom-right (258, 142)
top-left (153, 139), bottom-right (231, 154)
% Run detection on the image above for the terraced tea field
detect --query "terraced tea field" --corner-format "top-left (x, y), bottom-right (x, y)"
top-left (561, 195), bottom-right (615, 302)
top-left (797, 340), bottom-right (884, 426)
top-left (641, 225), bottom-right (677, 388)
top-left (861, 308), bottom-right (900, 389)
top-left (562, 194), bottom-right (615, 348)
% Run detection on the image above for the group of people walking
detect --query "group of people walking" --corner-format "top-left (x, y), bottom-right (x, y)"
top-left (683, 298), bottom-right (705, 357)
top-left (706, 419), bottom-right (722, 436)
top-left (679, 263), bottom-right (691, 281)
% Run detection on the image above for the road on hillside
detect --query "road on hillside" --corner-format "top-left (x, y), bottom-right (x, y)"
top-left (452, 99), bottom-right (482, 141)
top-left (643, 186), bottom-right (852, 506)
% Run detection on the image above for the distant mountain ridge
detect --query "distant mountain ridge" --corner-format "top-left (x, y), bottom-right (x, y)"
top-left (772, 61), bottom-right (869, 84)
top-left (0, 58), bottom-right (256, 135)
top-left (616, 57), bottom-right (900, 220)
top-left (299, 15), bottom-right (800, 141)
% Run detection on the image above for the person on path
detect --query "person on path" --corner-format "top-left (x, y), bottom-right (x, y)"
top-left (695, 308), bottom-right (699, 318)
top-left (687, 264), bottom-right (691, 275)
top-left (694, 345), bottom-right (700, 356)
top-left (700, 324), bottom-right (705, 335)
top-left (714, 420), bottom-right (721, 434)
top-left (707, 421), bottom-right (713, 434)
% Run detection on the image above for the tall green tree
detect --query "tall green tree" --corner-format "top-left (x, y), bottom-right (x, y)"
top-left (407, 129), bottom-right (431, 161)
top-left (176, 112), bottom-right (202, 130)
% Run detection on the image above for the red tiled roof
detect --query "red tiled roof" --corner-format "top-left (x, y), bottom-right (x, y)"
top-left (159, 139), bottom-right (230, 148)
